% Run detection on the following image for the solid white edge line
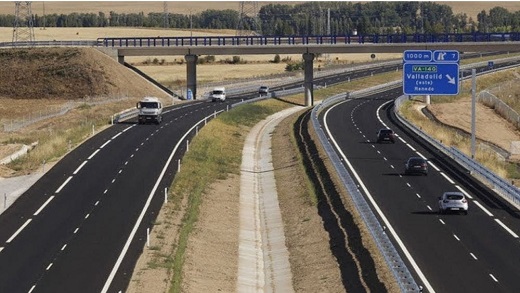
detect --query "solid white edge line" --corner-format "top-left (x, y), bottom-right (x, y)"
top-left (33, 196), bottom-right (55, 216)
top-left (73, 161), bottom-right (88, 175)
top-left (101, 114), bottom-right (210, 293)
top-left (88, 149), bottom-right (100, 160)
top-left (55, 176), bottom-right (73, 194)
top-left (7, 219), bottom-right (32, 243)
top-left (472, 200), bottom-right (494, 217)
top-left (455, 185), bottom-right (473, 199)
top-left (494, 219), bottom-right (519, 238)
top-left (324, 103), bottom-right (435, 293)
top-left (440, 172), bottom-right (455, 184)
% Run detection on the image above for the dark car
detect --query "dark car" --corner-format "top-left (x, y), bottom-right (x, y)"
top-left (376, 128), bottom-right (395, 143)
top-left (405, 157), bottom-right (428, 175)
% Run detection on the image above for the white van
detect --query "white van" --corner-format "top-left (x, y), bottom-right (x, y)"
top-left (136, 97), bottom-right (163, 124)
top-left (210, 87), bottom-right (226, 102)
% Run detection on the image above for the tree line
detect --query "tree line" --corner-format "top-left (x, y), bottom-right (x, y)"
top-left (0, 1), bottom-right (518, 35)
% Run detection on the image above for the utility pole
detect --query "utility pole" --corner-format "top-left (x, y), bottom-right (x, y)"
top-left (163, 1), bottom-right (169, 29)
top-left (12, 1), bottom-right (35, 44)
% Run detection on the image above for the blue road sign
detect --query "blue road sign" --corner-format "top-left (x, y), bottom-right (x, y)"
top-left (403, 50), bottom-right (432, 62)
top-left (403, 63), bottom-right (459, 95)
top-left (432, 50), bottom-right (459, 62)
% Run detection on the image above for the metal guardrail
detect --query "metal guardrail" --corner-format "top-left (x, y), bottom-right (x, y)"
top-left (0, 40), bottom-right (98, 48)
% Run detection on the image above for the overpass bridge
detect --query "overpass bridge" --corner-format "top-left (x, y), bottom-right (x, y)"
top-left (5, 33), bottom-right (519, 105)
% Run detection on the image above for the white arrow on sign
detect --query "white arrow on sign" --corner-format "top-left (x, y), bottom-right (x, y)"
top-left (445, 74), bottom-right (456, 85)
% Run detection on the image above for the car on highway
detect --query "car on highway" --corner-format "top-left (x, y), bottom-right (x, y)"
top-left (258, 85), bottom-right (269, 96)
top-left (404, 157), bottom-right (428, 175)
top-left (438, 191), bottom-right (469, 215)
top-left (376, 128), bottom-right (395, 143)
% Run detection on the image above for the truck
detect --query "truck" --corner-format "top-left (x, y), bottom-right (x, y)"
top-left (136, 97), bottom-right (163, 124)
top-left (210, 87), bottom-right (226, 102)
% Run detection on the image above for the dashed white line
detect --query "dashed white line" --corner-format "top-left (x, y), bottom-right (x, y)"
top-left (7, 219), bottom-right (32, 243)
top-left (495, 219), bottom-right (519, 238)
top-left (490, 274), bottom-right (499, 282)
top-left (46, 263), bottom-right (53, 271)
top-left (61, 244), bottom-right (67, 251)
top-left (440, 172), bottom-right (455, 184)
top-left (470, 253), bottom-right (478, 260)
top-left (111, 132), bottom-right (122, 140)
top-left (125, 161), bottom-right (129, 165)
top-left (0, 247), bottom-right (3, 253)
top-left (85, 214), bottom-right (90, 219)
top-left (73, 161), bottom-right (88, 175)
top-left (416, 193), bottom-right (422, 199)
top-left (88, 149), bottom-right (100, 160)
top-left (427, 205), bottom-right (432, 211)
top-left (33, 196), bottom-right (55, 216)
top-left (74, 228), bottom-right (79, 234)
top-left (383, 157), bottom-right (387, 161)
top-left (28, 285), bottom-right (36, 293)
top-left (439, 219), bottom-right (446, 225)
top-left (406, 144), bottom-right (416, 152)
top-left (472, 201), bottom-right (494, 217)
top-left (95, 201), bottom-right (100, 206)
top-left (118, 170), bottom-right (122, 174)
top-left (100, 140), bottom-right (111, 149)
top-left (416, 152), bottom-right (427, 160)
top-left (390, 165), bottom-right (395, 169)
top-left (453, 234), bottom-right (460, 241)
top-left (104, 189), bottom-right (108, 194)
top-left (111, 179), bottom-right (116, 183)
top-left (55, 176), bottom-right (73, 194)
top-left (406, 182), bottom-right (411, 188)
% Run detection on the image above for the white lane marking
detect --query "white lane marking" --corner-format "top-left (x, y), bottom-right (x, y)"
top-left (398, 137), bottom-right (406, 143)
top-left (28, 285), bottom-right (36, 293)
top-left (439, 219), bottom-right (446, 225)
top-left (95, 201), bottom-right (100, 206)
top-left (111, 132), bottom-right (122, 140)
top-left (428, 161), bottom-right (440, 171)
top-left (55, 176), bottom-right (73, 194)
top-left (416, 193), bottom-right (421, 199)
top-left (122, 125), bottom-right (133, 132)
top-left (427, 205), bottom-right (432, 211)
top-left (406, 144), bottom-right (416, 152)
top-left (453, 234), bottom-right (460, 241)
top-left (470, 253), bottom-right (478, 260)
top-left (125, 161), bottom-right (128, 165)
top-left (74, 228), bottom-right (79, 234)
top-left (416, 152), bottom-right (427, 160)
top-left (323, 102), bottom-right (436, 293)
top-left (61, 244), bottom-right (67, 251)
top-left (440, 172), bottom-right (455, 184)
top-left (111, 179), bottom-right (116, 184)
top-left (33, 196), bottom-right (55, 216)
top-left (85, 214), bottom-right (90, 219)
top-left (104, 189), bottom-right (108, 194)
top-left (490, 274), bottom-right (499, 282)
top-left (100, 140), bottom-right (111, 149)
top-left (118, 170), bottom-right (122, 174)
top-left (377, 151), bottom-right (381, 154)
top-left (0, 247), bottom-right (3, 253)
top-left (7, 219), bottom-right (32, 243)
top-left (46, 263), bottom-right (53, 271)
top-left (406, 183), bottom-right (411, 188)
top-left (472, 201), bottom-right (494, 217)
top-left (73, 161), bottom-right (88, 175)
top-left (88, 149), bottom-right (100, 160)
top-left (495, 219), bottom-right (519, 238)
top-left (455, 185), bottom-right (473, 199)
top-left (101, 114), bottom-right (211, 293)
top-left (383, 157), bottom-right (387, 161)
top-left (390, 165), bottom-right (394, 169)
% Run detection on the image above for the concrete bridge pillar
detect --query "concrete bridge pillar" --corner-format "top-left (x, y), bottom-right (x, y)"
top-left (303, 53), bottom-right (315, 106)
top-left (185, 54), bottom-right (198, 100)
top-left (117, 55), bottom-right (124, 65)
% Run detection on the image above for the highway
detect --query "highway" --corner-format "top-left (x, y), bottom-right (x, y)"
top-left (0, 53), bottom-right (519, 292)
top-left (320, 87), bottom-right (520, 293)
top-left (0, 101), bottom-right (231, 293)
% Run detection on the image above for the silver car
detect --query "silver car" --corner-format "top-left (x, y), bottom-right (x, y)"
top-left (438, 192), bottom-right (468, 215)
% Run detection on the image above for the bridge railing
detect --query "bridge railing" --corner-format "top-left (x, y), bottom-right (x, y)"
top-left (98, 32), bottom-right (520, 48)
